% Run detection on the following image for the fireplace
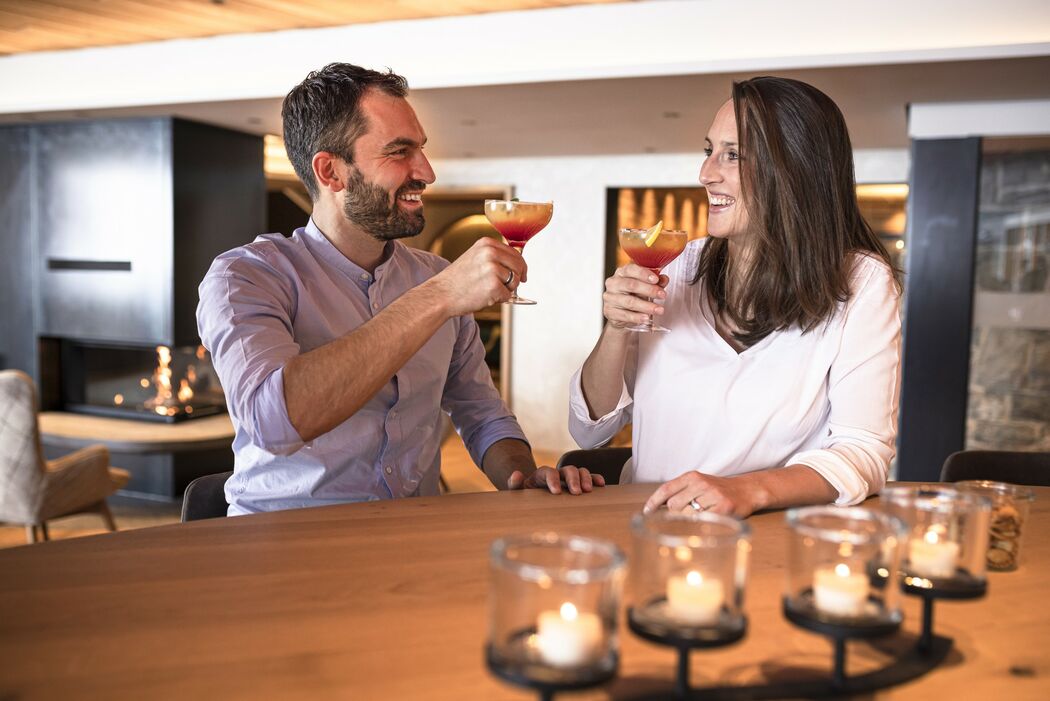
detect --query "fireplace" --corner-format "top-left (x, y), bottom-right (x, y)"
top-left (58, 341), bottom-right (226, 423)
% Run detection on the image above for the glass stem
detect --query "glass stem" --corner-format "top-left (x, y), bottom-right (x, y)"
top-left (645, 267), bottom-right (660, 330)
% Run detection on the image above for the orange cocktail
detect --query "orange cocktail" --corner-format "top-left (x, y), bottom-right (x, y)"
top-left (618, 226), bottom-right (688, 333)
top-left (484, 199), bottom-right (553, 305)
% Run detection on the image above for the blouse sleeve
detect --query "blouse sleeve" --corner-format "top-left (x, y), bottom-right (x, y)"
top-left (786, 259), bottom-right (903, 505)
top-left (567, 334), bottom-right (638, 449)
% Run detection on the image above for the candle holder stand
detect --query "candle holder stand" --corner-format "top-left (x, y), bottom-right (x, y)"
top-left (901, 570), bottom-right (986, 654)
top-left (627, 604), bottom-right (746, 699)
top-left (485, 635), bottom-right (617, 701)
top-left (623, 600), bottom-right (949, 700)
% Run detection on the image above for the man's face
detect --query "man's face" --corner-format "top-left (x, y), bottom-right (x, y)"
top-left (340, 90), bottom-right (436, 241)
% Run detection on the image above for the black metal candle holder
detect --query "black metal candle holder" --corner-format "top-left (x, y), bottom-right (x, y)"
top-left (901, 568), bottom-right (986, 654)
top-left (485, 628), bottom-right (618, 701)
top-left (627, 602), bottom-right (747, 699)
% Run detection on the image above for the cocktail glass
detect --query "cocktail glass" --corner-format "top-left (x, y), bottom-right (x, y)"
top-left (484, 199), bottom-right (554, 305)
top-left (618, 227), bottom-right (688, 333)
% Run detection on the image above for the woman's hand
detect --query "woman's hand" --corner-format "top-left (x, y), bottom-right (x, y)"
top-left (603, 264), bottom-right (668, 328)
top-left (643, 471), bottom-right (771, 519)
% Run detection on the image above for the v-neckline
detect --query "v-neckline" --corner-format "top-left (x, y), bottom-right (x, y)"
top-left (698, 291), bottom-right (769, 358)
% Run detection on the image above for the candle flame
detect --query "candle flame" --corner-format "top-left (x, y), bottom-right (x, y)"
top-left (834, 563), bottom-right (852, 577)
top-left (686, 570), bottom-right (703, 586)
top-left (923, 527), bottom-right (946, 545)
top-left (559, 602), bottom-right (578, 621)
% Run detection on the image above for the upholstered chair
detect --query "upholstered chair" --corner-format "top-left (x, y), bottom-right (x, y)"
top-left (0, 370), bottom-right (130, 544)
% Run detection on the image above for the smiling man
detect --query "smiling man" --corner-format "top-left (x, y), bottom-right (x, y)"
top-left (197, 63), bottom-right (600, 515)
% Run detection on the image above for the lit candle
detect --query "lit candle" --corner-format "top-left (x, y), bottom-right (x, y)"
top-left (666, 570), bottom-right (725, 625)
top-left (536, 602), bottom-right (602, 667)
top-left (813, 563), bottom-right (870, 617)
top-left (908, 527), bottom-right (960, 579)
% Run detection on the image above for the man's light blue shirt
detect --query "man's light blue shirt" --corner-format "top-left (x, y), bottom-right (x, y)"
top-left (197, 219), bottom-right (527, 515)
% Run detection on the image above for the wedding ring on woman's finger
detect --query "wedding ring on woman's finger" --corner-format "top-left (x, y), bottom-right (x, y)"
top-left (689, 499), bottom-right (705, 512)
top-left (503, 270), bottom-right (514, 287)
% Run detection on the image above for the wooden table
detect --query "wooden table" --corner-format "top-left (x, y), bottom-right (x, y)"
top-left (1, 484), bottom-right (1047, 699)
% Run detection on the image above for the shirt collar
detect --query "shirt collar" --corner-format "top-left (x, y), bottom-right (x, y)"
top-left (303, 218), bottom-right (398, 281)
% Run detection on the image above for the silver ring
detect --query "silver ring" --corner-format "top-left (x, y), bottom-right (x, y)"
top-left (689, 499), bottom-right (704, 512)
top-left (504, 270), bottom-right (514, 287)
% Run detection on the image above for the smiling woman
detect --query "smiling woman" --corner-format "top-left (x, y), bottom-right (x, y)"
top-left (569, 76), bottom-right (903, 520)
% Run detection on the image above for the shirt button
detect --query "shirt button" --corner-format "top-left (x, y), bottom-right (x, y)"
top-left (372, 302), bottom-right (379, 310)
top-left (385, 466), bottom-right (393, 475)
top-left (389, 410), bottom-right (397, 418)
top-left (360, 273), bottom-right (369, 280)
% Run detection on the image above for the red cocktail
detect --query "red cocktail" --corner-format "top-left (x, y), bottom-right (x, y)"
top-left (618, 226), bottom-right (688, 333)
top-left (484, 199), bottom-right (553, 305)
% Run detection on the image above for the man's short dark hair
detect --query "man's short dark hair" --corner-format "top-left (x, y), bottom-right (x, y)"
top-left (281, 63), bottom-right (409, 200)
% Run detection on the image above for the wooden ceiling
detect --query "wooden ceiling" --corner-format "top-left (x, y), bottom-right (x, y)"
top-left (0, 0), bottom-right (621, 56)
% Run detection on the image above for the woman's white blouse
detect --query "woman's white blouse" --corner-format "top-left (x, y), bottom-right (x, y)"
top-left (568, 239), bottom-right (902, 505)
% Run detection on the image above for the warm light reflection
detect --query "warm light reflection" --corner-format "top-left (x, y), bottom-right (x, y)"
top-left (856, 183), bottom-right (909, 200)
top-left (264, 134), bottom-right (297, 178)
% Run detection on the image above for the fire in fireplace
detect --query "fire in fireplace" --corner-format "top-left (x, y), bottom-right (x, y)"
top-left (60, 342), bottom-right (226, 423)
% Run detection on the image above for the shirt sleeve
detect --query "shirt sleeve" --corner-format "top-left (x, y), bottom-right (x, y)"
top-left (567, 334), bottom-right (637, 449)
top-left (197, 254), bottom-right (305, 456)
top-left (786, 259), bottom-right (903, 505)
top-left (441, 314), bottom-right (528, 467)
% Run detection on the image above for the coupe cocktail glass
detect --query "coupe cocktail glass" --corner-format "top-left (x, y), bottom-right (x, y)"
top-left (484, 199), bottom-right (553, 305)
top-left (618, 227), bottom-right (688, 333)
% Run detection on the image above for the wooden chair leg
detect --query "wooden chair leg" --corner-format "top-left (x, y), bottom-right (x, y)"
top-left (39, 522), bottom-right (50, 541)
top-left (25, 525), bottom-right (38, 544)
top-left (98, 501), bottom-right (117, 532)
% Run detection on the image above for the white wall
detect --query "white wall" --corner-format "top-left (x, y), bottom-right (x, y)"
top-left (1, 0), bottom-right (1047, 114)
top-left (434, 148), bottom-right (909, 453)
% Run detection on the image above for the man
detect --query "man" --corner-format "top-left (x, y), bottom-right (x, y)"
top-left (197, 63), bottom-right (600, 515)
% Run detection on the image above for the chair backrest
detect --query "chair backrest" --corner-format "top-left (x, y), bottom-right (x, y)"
top-left (940, 450), bottom-right (1050, 487)
top-left (0, 370), bottom-right (46, 523)
top-left (181, 471), bottom-right (234, 522)
top-left (556, 447), bottom-right (631, 486)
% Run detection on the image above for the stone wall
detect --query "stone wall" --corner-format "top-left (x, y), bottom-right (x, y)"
top-left (967, 328), bottom-right (1050, 451)
top-left (967, 148), bottom-right (1050, 451)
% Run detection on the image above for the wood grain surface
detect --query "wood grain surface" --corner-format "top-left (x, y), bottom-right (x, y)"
top-left (38, 411), bottom-right (234, 453)
top-left (0, 483), bottom-right (1047, 699)
top-left (0, 1), bottom-right (623, 55)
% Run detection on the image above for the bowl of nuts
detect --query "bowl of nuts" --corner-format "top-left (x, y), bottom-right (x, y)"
top-left (956, 480), bottom-right (1036, 571)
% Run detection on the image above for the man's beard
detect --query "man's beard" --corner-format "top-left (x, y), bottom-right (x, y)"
top-left (342, 168), bottom-right (426, 241)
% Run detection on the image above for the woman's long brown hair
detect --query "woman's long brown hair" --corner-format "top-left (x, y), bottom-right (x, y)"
top-left (691, 76), bottom-right (900, 347)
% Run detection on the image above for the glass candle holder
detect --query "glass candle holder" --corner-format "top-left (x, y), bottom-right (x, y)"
top-left (487, 533), bottom-right (626, 690)
top-left (880, 485), bottom-right (992, 588)
top-left (628, 510), bottom-right (751, 639)
top-left (954, 480), bottom-right (1034, 572)
top-left (784, 506), bottom-right (905, 628)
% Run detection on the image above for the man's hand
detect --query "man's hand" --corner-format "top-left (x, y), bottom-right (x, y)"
top-left (643, 471), bottom-right (768, 519)
top-left (426, 238), bottom-right (528, 316)
top-left (507, 465), bottom-right (607, 495)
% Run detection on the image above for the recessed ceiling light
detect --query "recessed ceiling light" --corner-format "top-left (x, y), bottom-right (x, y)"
top-left (460, 119), bottom-right (477, 127)
top-left (247, 117), bottom-right (262, 125)
top-left (644, 146), bottom-right (656, 153)
top-left (662, 111), bottom-right (681, 119)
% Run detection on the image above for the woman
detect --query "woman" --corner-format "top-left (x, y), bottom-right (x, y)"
top-left (569, 77), bottom-right (902, 518)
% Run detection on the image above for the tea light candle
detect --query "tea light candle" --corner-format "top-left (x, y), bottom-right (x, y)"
top-left (666, 570), bottom-right (725, 625)
top-left (536, 602), bottom-right (602, 667)
top-left (908, 527), bottom-right (960, 579)
top-left (813, 563), bottom-right (870, 617)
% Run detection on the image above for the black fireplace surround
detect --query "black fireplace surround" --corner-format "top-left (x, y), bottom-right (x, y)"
top-left (0, 116), bottom-right (265, 425)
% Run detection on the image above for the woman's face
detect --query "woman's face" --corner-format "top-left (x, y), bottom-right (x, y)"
top-left (700, 100), bottom-right (750, 240)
